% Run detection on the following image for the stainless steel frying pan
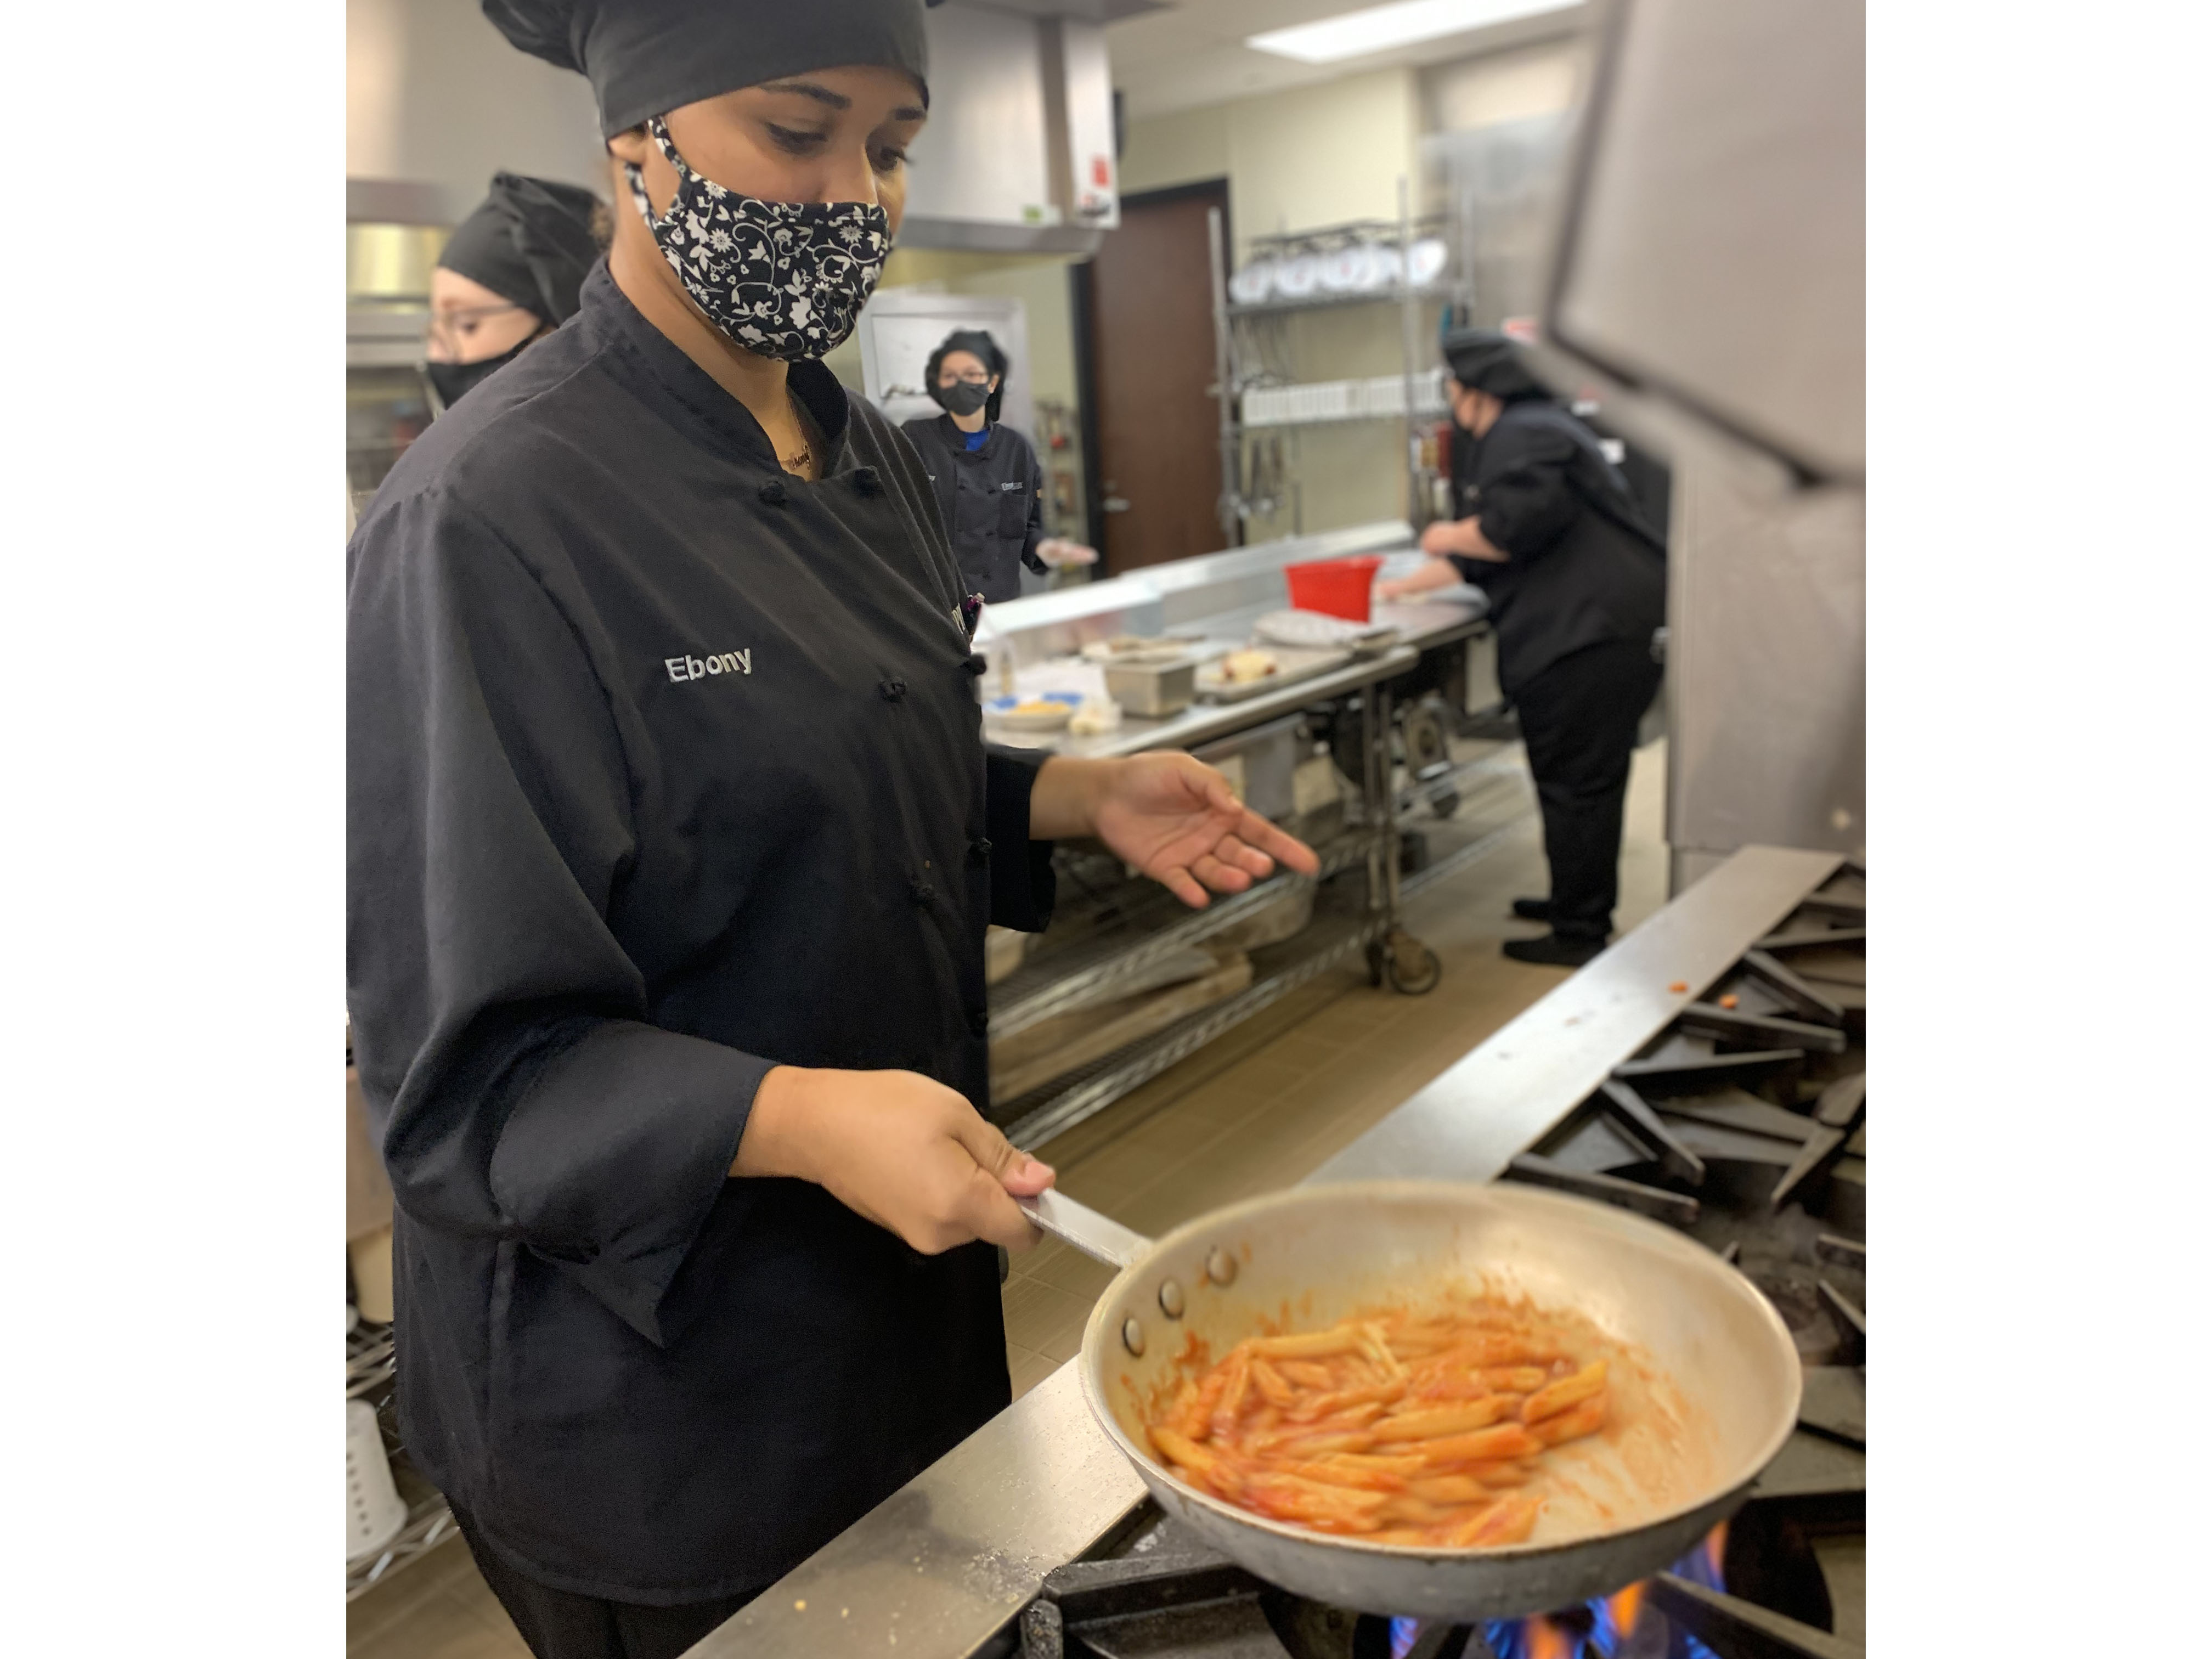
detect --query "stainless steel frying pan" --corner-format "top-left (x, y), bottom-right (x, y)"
top-left (1017, 1181), bottom-right (1800, 1622)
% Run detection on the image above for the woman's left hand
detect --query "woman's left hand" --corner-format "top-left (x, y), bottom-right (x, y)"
top-left (1082, 753), bottom-right (1320, 909)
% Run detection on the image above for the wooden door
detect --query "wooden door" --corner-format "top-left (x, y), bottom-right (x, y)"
top-left (1081, 183), bottom-right (1232, 572)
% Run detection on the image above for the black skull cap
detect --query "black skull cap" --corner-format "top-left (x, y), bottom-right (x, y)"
top-left (1441, 327), bottom-right (1551, 402)
top-left (483, 0), bottom-right (934, 139)
top-left (437, 173), bottom-right (603, 326)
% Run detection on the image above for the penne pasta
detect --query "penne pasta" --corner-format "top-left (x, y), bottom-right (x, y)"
top-left (1370, 1398), bottom-right (1515, 1441)
top-left (1415, 1423), bottom-right (1545, 1464)
top-left (1521, 1360), bottom-right (1609, 1425)
top-left (1142, 1296), bottom-right (1623, 1551)
top-left (1528, 1392), bottom-right (1609, 1447)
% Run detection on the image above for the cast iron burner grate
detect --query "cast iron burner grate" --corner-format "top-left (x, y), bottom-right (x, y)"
top-left (1014, 871), bottom-right (1866, 1659)
top-left (1015, 1505), bottom-right (1854, 1659)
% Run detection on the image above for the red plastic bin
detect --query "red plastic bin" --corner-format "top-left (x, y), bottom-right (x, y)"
top-left (1285, 556), bottom-right (1385, 623)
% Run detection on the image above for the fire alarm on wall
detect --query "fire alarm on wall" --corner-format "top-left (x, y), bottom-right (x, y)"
top-left (1090, 155), bottom-right (1111, 188)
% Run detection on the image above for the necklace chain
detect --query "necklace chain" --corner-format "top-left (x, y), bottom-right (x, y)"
top-left (780, 387), bottom-right (817, 479)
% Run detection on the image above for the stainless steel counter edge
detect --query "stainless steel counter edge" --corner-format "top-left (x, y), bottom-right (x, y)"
top-left (683, 1359), bottom-right (1144, 1658)
top-left (1308, 845), bottom-right (1844, 1186)
top-left (685, 844), bottom-right (1843, 1658)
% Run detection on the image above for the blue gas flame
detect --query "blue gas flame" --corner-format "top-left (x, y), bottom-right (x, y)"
top-left (1386, 1529), bottom-right (1729, 1658)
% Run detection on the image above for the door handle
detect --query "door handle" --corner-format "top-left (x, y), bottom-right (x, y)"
top-left (1103, 496), bottom-right (1131, 513)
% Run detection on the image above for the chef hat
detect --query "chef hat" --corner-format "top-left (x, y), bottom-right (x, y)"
top-left (926, 329), bottom-right (1007, 383)
top-left (437, 173), bottom-right (605, 327)
top-left (1441, 328), bottom-right (1551, 402)
top-left (482, 0), bottom-right (934, 140)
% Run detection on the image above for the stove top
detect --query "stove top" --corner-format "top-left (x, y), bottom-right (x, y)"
top-left (1019, 868), bottom-right (1867, 1659)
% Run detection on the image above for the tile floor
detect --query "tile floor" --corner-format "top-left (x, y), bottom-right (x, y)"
top-left (348, 740), bottom-right (1671, 1657)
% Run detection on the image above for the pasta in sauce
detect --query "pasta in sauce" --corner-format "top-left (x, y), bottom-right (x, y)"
top-left (1142, 1296), bottom-right (1614, 1548)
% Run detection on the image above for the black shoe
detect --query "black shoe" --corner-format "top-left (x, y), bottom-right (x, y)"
top-left (1511, 896), bottom-right (1552, 921)
top-left (1502, 933), bottom-right (1606, 968)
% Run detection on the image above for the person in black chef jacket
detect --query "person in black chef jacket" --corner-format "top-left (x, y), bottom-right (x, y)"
top-left (424, 171), bottom-right (605, 413)
top-left (346, 5), bottom-right (1318, 1658)
top-left (1379, 328), bottom-right (1666, 968)
top-left (901, 328), bottom-right (1097, 602)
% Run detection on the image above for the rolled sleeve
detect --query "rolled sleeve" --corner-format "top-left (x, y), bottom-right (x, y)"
top-left (984, 744), bottom-right (1056, 931)
top-left (489, 1023), bottom-right (770, 1345)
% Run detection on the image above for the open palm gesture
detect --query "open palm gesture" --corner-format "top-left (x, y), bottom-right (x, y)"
top-left (1092, 752), bottom-right (1321, 909)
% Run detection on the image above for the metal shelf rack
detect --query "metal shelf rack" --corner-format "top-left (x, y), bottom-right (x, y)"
top-left (1206, 187), bottom-right (1470, 537)
top-left (347, 1317), bottom-right (458, 1601)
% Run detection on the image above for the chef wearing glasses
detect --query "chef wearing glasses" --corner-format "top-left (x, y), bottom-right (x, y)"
top-left (901, 328), bottom-right (1096, 602)
top-left (424, 172), bottom-right (605, 413)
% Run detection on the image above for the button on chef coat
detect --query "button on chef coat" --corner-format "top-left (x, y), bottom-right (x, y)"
top-left (1445, 400), bottom-right (1668, 697)
top-left (901, 414), bottom-right (1048, 603)
top-left (347, 264), bottom-right (1057, 1605)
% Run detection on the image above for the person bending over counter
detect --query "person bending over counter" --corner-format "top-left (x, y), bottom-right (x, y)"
top-left (1379, 328), bottom-right (1667, 969)
top-left (424, 171), bottom-right (605, 413)
top-left (901, 328), bottom-right (1096, 602)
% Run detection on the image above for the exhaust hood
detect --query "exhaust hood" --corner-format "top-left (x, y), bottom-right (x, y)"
top-left (902, 2), bottom-right (1125, 255)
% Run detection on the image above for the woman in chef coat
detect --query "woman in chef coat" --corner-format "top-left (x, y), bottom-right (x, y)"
top-left (901, 328), bottom-right (1097, 602)
top-left (424, 171), bottom-right (604, 412)
top-left (347, 3), bottom-right (1316, 1656)
top-left (1379, 328), bottom-right (1666, 967)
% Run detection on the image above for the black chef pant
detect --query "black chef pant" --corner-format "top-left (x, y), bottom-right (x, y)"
top-left (452, 1503), bottom-right (760, 1659)
top-left (1513, 637), bottom-right (1663, 943)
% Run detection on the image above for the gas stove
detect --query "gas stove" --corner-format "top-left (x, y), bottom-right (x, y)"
top-left (1014, 868), bottom-right (1866, 1659)
top-left (693, 850), bottom-right (1863, 1659)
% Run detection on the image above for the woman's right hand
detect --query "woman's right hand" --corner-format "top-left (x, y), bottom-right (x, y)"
top-left (732, 1065), bottom-right (1054, 1254)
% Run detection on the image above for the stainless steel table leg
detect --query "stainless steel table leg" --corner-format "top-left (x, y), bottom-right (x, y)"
top-left (1374, 679), bottom-right (1402, 923)
top-left (1362, 680), bottom-right (1442, 995)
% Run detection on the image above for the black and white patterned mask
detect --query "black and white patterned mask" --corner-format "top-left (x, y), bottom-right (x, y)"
top-left (623, 116), bottom-right (890, 362)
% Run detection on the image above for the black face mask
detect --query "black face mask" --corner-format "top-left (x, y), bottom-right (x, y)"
top-left (930, 380), bottom-right (991, 419)
top-left (427, 338), bottom-right (531, 413)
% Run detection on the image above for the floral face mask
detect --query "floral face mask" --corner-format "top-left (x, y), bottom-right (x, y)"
top-left (623, 115), bottom-right (890, 361)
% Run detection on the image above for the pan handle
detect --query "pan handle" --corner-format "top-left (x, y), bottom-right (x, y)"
top-left (1017, 1189), bottom-right (1153, 1269)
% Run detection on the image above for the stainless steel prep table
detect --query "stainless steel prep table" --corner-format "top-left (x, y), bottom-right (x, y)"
top-left (978, 572), bottom-right (1492, 1151)
top-left (685, 844), bottom-right (1844, 1659)
top-left (979, 599), bottom-right (1487, 766)
top-left (985, 641), bottom-right (1432, 1150)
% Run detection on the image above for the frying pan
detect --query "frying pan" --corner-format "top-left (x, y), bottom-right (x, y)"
top-left (1017, 1181), bottom-right (1800, 1622)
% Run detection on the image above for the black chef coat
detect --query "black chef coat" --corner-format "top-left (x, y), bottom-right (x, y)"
top-left (1446, 399), bottom-right (1668, 697)
top-left (900, 414), bottom-right (1048, 603)
top-left (347, 263), bottom-right (1058, 1605)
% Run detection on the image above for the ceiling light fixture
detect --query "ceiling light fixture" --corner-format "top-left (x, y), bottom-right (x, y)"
top-left (1247, 0), bottom-right (1581, 65)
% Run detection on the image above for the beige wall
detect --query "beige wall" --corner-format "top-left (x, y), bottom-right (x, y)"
top-left (1221, 70), bottom-right (1421, 261)
top-left (1424, 37), bottom-right (1588, 134)
top-left (1122, 70), bottom-right (1421, 258)
top-left (1119, 104), bottom-right (1231, 196)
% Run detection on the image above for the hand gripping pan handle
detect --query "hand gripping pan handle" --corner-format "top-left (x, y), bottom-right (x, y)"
top-left (1017, 1189), bottom-right (1153, 1271)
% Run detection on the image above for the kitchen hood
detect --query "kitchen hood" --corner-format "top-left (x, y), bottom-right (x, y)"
top-left (902, 2), bottom-right (1130, 255)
